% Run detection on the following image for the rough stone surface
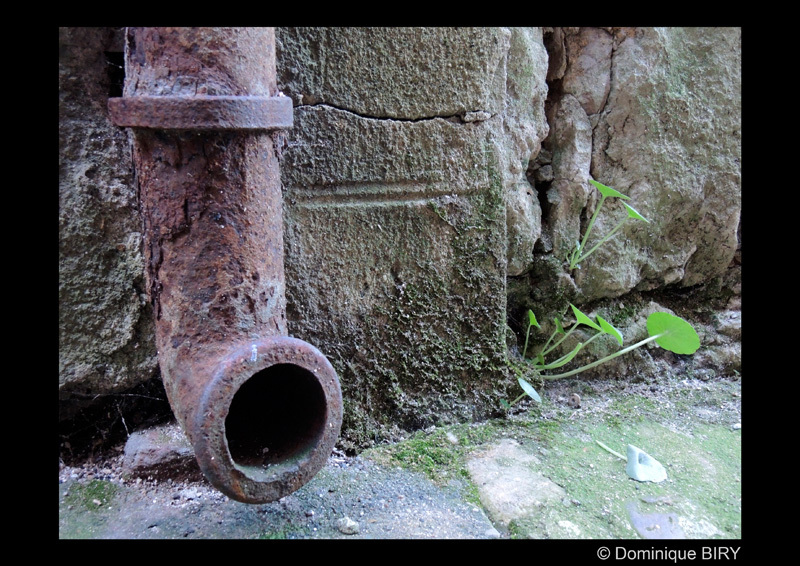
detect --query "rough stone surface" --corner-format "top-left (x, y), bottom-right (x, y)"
top-left (501, 28), bottom-right (550, 276)
top-left (122, 422), bottom-right (202, 481)
top-left (508, 26), bottom-right (740, 363)
top-left (561, 27), bottom-right (613, 116)
top-left (506, 181), bottom-right (541, 276)
top-left (58, 27), bottom-right (741, 462)
top-left (543, 93), bottom-right (594, 257)
top-left (467, 438), bottom-right (566, 526)
top-left (276, 27), bottom-right (549, 450)
top-left (59, 27), bottom-right (158, 420)
top-left (276, 27), bottom-right (509, 120)
top-left (572, 28), bottom-right (740, 300)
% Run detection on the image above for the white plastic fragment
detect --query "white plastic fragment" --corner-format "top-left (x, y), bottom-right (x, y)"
top-left (626, 445), bottom-right (667, 483)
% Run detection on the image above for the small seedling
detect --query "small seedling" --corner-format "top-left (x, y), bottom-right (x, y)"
top-left (505, 304), bottom-right (700, 407)
top-left (567, 179), bottom-right (648, 270)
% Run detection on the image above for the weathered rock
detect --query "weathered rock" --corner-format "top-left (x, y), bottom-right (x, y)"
top-left (544, 93), bottom-right (594, 258)
top-left (526, 27), bottom-right (740, 304)
top-left (582, 27), bottom-right (741, 299)
top-left (561, 27), bottom-right (613, 116)
top-left (277, 27), bottom-right (509, 120)
top-left (336, 516), bottom-right (360, 535)
top-left (59, 27), bottom-right (158, 420)
top-left (502, 28), bottom-right (550, 276)
top-left (506, 181), bottom-right (541, 276)
top-left (122, 422), bottom-right (203, 481)
top-left (467, 438), bottom-right (567, 526)
top-left (276, 27), bottom-right (548, 449)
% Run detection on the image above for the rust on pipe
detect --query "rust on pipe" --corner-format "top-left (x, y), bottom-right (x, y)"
top-left (108, 95), bottom-right (293, 130)
top-left (108, 27), bottom-right (342, 503)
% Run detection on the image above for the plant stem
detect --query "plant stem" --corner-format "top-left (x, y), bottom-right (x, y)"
top-left (541, 327), bottom-right (560, 355)
top-left (509, 392), bottom-right (527, 406)
top-left (574, 220), bottom-right (626, 266)
top-left (541, 306), bottom-right (571, 354)
top-left (535, 342), bottom-right (582, 369)
top-left (542, 334), bottom-right (663, 380)
top-left (543, 324), bottom-right (577, 356)
top-left (522, 321), bottom-right (532, 359)
top-left (570, 194), bottom-right (607, 269)
top-left (596, 440), bottom-right (627, 461)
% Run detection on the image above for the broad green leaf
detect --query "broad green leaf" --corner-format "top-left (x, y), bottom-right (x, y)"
top-left (570, 303), bottom-right (602, 331)
top-left (554, 317), bottom-right (565, 334)
top-left (537, 342), bottom-right (583, 369)
top-left (646, 312), bottom-right (700, 354)
top-left (589, 179), bottom-right (629, 200)
top-left (518, 377), bottom-right (542, 403)
top-left (623, 202), bottom-right (649, 223)
top-left (528, 309), bottom-right (541, 329)
top-left (597, 315), bottom-right (624, 346)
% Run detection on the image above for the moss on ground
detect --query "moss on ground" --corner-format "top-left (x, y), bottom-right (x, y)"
top-left (63, 479), bottom-right (118, 511)
top-left (59, 479), bottom-right (120, 539)
top-left (362, 374), bottom-right (741, 539)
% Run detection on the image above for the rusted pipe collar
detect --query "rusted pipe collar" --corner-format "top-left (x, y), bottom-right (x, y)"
top-left (108, 95), bottom-right (293, 130)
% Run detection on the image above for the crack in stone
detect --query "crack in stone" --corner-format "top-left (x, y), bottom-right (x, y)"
top-left (296, 101), bottom-right (493, 124)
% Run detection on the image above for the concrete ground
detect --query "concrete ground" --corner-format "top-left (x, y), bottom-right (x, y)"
top-left (59, 374), bottom-right (741, 541)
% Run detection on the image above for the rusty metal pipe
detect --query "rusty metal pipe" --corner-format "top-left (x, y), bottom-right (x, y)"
top-left (109, 27), bottom-right (342, 503)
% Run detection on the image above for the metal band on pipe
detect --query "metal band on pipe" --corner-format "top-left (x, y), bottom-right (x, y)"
top-left (109, 95), bottom-right (293, 130)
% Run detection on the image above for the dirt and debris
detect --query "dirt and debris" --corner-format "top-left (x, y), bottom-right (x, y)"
top-left (59, 370), bottom-right (740, 540)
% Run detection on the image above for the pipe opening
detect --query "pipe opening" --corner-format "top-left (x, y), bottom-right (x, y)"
top-left (225, 363), bottom-right (328, 470)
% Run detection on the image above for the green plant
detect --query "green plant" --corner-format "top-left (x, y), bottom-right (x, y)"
top-left (504, 177), bottom-right (698, 408)
top-left (505, 304), bottom-right (700, 407)
top-left (567, 179), bottom-right (648, 270)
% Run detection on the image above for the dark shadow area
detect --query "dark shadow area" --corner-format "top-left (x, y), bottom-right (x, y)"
top-left (226, 364), bottom-right (328, 467)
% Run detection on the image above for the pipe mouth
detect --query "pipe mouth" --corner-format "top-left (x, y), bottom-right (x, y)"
top-left (191, 336), bottom-right (342, 503)
top-left (226, 363), bottom-right (327, 472)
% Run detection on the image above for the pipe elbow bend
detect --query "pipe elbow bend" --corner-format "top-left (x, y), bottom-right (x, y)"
top-left (188, 336), bottom-right (343, 503)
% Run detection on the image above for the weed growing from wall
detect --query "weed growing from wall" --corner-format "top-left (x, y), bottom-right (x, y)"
top-left (504, 179), bottom-right (700, 408)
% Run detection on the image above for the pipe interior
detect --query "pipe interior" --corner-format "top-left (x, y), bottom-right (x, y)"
top-left (225, 363), bottom-right (328, 468)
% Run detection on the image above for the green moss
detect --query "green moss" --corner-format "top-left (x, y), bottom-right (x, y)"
top-left (357, 372), bottom-right (740, 539)
top-left (606, 395), bottom-right (660, 428)
top-left (258, 530), bottom-right (289, 539)
top-left (344, 200), bottom-right (513, 439)
top-left (333, 132), bottom-right (523, 451)
top-left (605, 297), bottom-right (644, 327)
top-left (364, 419), bottom-right (512, 509)
top-left (59, 479), bottom-right (121, 539)
top-left (63, 479), bottom-right (118, 512)
top-left (530, 417), bottom-right (563, 445)
top-left (387, 430), bottom-right (456, 481)
top-left (506, 419), bottom-right (739, 538)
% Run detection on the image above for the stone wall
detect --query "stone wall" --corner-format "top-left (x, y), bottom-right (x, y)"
top-left (519, 28), bottom-right (741, 306)
top-left (58, 27), bottom-right (741, 455)
top-left (59, 28), bottom-right (160, 425)
top-left (274, 28), bottom-right (549, 447)
top-left (509, 27), bottom-right (741, 380)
